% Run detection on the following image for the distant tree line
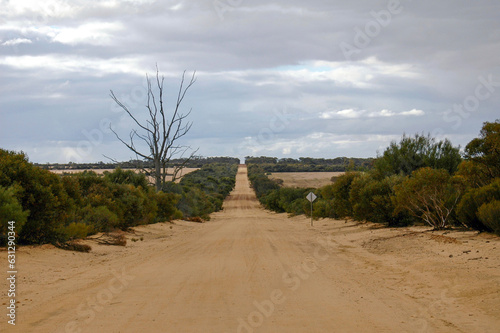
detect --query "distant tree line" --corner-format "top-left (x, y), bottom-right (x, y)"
top-left (245, 156), bottom-right (374, 172)
top-left (36, 156), bottom-right (240, 171)
top-left (0, 151), bottom-right (238, 246)
top-left (248, 120), bottom-right (500, 235)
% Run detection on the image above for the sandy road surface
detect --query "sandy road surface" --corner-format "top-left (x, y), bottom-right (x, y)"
top-left (2, 165), bottom-right (499, 332)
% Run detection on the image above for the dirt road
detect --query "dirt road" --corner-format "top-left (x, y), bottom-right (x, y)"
top-left (4, 165), bottom-right (500, 332)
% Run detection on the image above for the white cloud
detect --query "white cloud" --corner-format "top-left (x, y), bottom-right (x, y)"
top-left (320, 109), bottom-right (364, 119)
top-left (0, 55), bottom-right (146, 76)
top-left (1, 38), bottom-right (32, 46)
top-left (320, 108), bottom-right (424, 120)
top-left (53, 22), bottom-right (124, 46)
top-left (375, 109), bottom-right (395, 117)
top-left (337, 109), bottom-right (363, 119)
top-left (0, 0), bottom-right (77, 25)
top-left (268, 58), bottom-right (420, 89)
top-left (401, 109), bottom-right (425, 116)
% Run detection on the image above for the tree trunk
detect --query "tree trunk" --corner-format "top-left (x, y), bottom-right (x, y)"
top-left (154, 158), bottom-right (162, 192)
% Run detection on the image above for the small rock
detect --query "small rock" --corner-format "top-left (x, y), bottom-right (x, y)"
top-left (449, 254), bottom-right (453, 258)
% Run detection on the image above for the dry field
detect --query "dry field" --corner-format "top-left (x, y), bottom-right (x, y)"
top-left (2, 165), bottom-right (499, 332)
top-left (50, 167), bottom-right (199, 183)
top-left (269, 171), bottom-right (344, 188)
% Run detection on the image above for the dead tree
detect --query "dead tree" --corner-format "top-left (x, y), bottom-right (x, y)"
top-left (109, 68), bottom-right (197, 192)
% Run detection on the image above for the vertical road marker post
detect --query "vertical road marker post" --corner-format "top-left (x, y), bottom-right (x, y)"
top-left (306, 192), bottom-right (317, 227)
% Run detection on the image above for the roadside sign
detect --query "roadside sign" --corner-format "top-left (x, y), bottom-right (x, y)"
top-left (306, 192), bottom-right (317, 226)
top-left (306, 192), bottom-right (317, 202)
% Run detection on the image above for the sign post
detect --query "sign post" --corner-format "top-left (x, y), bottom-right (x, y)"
top-left (306, 192), bottom-right (317, 226)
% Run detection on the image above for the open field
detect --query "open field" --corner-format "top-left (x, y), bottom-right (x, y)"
top-left (2, 165), bottom-right (499, 332)
top-left (50, 167), bottom-right (199, 183)
top-left (269, 171), bottom-right (344, 188)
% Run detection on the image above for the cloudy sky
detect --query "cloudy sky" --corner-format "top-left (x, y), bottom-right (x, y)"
top-left (1, 0), bottom-right (499, 163)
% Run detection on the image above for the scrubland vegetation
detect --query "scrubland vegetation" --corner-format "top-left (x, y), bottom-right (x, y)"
top-left (2, 119), bottom-right (498, 247)
top-left (36, 156), bottom-right (239, 171)
top-left (0, 152), bottom-right (238, 245)
top-left (245, 156), bottom-right (373, 172)
top-left (248, 120), bottom-right (500, 234)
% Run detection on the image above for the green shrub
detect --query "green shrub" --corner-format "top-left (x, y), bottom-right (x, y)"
top-left (349, 174), bottom-right (372, 221)
top-left (464, 120), bottom-right (500, 181)
top-left (177, 187), bottom-right (213, 220)
top-left (374, 133), bottom-right (461, 177)
top-left (57, 222), bottom-right (94, 241)
top-left (312, 198), bottom-right (336, 218)
top-left (0, 149), bottom-right (73, 244)
top-left (247, 165), bottom-right (280, 199)
top-left (111, 184), bottom-right (147, 229)
top-left (477, 200), bottom-right (500, 235)
top-left (155, 191), bottom-right (182, 221)
top-left (456, 179), bottom-right (500, 231)
top-left (260, 189), bottom-right (283, 212)
top-left (290, 198), bottom-right (309, 216)
top-left (455, 160), bottom-right (491, 188)
top-left (141, 189), bottom-right (159, 225)
top-left (330, 172), bottom-right (361, 218)
top-left (279, 188), bottom-right (309, 211)
top-left (61, 176), bottom-right (84, 207)
top-left (104, 167), bottom-right (149, 188)
top-left (69, 170), bottom-right (106, 196)
top-left (393, 168), bottom-right (464, 229)
top-left (349, 173), bottom-right (412, 226)
top-left (319, 184), bottom-right (335, 200)
top-left (174, 163), bottom-right (238, 218)
top-left (0, 185), bottom-right (29, 244)
top-left (81, 205), bottom-right (120, 232)
top-left (180, 163), bottom-right (237, 198)
top-left (162, 181), bottom-right (183, 194)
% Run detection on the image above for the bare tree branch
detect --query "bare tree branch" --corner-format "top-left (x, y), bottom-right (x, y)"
top-left (109, 69), bottom-right (197, 191)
